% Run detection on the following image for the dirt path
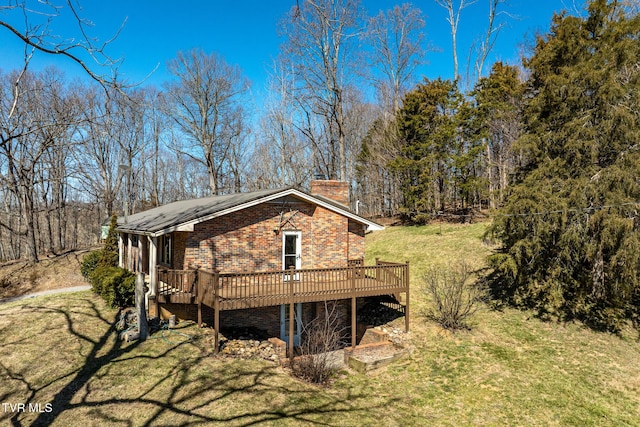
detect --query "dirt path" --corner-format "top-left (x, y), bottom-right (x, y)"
top-left (0, 249), bottom-right (94, 301)
top-left (0, 284), bottom-right (92, 304)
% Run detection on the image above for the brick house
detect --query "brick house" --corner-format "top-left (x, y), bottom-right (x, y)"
top-left (117, 180), bottom-right (409, 355)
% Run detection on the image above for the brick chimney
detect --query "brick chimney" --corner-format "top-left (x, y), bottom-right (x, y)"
top-left (310, 180), bottom-right (349, 206)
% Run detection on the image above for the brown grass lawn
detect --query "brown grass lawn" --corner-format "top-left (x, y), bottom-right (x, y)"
top-left (1, 224), bottom-right (640, 426)
top-left (0, 249), bottom-right (92, 299)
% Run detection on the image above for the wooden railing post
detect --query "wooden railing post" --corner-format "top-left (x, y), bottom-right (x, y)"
top-left (214, 269), bottom-right (220, 355)
top-left (351, 264), bottom-right (357, 348)
top-left (196, 268), bottom-right (202, 327)
top-left (405, 261), bottom-right (410, 332)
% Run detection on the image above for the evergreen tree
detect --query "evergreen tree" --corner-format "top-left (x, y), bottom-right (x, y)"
top-left (392, 78), bottom-right (484, 221)
top-left (489, 0), bottom-right (640, 331)
top-left (100, 214), bottom-right (119, 268)
top-left (470, 62), bottom-right (524, 207)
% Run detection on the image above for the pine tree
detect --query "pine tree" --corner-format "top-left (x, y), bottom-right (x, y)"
top-left (392, 78), bottom-right (480, 221)
top-left (490, 0), bottom-right (640, 331)
top-left (470, 62), bottom-right (524, 207)
top-left (100, 214), bottom-right (119, 268)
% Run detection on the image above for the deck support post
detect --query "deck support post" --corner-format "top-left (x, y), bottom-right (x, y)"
top-left (289, 266), bottom-right (295, 361)
top-left (196, 268), bottom-right (202, 327)
top-left (351, 266), bottom-right (357, 348)
top-left (405, 261), bottom-right (410, 332)
top-left (214, 269), bottom-right (220, 354)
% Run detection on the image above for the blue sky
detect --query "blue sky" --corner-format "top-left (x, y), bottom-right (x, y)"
top-left (1, 1), bottom-right (580, 104)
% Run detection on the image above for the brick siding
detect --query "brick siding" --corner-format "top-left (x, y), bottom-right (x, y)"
top-left (348, 220), bottom-right (365, 261)
top-left (172, 200), bottom-right (363, 273)
top-left (159, 297), bottom-right (378, 345)
top-left (310, 180), bottom-right (349, 205)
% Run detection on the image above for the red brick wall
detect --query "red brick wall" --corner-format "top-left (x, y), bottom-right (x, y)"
top-left (176, 200), bottom-right (364, 273)
top-left (309, 205), bottom-right (348, 268)
top-left (220, 306), bottom-right (281, 336)
top-left (158, 298), bottom-right (374, 344)
top-left (173, 231), bottom-right (188, 270)
top-left (348, 220), bottom-right (365, 261)
top-left (310, 180), bottom-right (349, 205)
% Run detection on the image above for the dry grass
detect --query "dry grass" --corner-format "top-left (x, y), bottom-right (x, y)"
top-left (0, 292), bottom-right (391, 426)
top-left (0, 250), bottom-right (93, 299)
top-left (1, 224), bottom-right (639, 425)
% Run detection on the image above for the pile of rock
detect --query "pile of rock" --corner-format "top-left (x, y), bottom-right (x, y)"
top-left (372, 325), bottom-right (409, 346)
top-left (219, 338), bottom-right (279, 362)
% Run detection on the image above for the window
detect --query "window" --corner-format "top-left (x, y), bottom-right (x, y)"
top-left (160, 234), bottom-right (172, 266)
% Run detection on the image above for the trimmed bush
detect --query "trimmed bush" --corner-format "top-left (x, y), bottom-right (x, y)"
top-left (90, 266), bottom-right (135, 309)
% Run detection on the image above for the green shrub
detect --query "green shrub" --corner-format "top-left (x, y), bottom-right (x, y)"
top-left (80, 215), bottom-right (119, 285)
top-left (80, 250), bottom-right (102, 281)
top-left (90, 266), bottom-right (135, 308)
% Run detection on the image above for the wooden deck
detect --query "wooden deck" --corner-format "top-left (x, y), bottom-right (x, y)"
top-left (156, 260), bottom-right (409, 356)
top-left (157, 260), bottom-right (409, 311)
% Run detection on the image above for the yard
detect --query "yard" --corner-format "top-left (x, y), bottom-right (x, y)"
top-left (1, 222), bottom-right (639, 425)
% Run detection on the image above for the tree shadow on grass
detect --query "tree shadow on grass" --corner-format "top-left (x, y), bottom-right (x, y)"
top-left (0, 293), bottom-right (398, 426)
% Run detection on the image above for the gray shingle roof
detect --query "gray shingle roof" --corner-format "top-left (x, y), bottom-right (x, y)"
top-left (116, 187), bottom-right (383, 236)
top-left (116, 187), bottom-right (287, 234)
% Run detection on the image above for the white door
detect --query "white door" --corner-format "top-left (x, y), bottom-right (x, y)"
top-left (281, 231), bottom-right (302, 345)
top-left (282, 231), bottom-right (301, 280)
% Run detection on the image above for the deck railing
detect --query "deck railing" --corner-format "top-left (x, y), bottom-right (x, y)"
top-left (156, 259), bottom-right (409, 311)
top-left (157, 268), bottom-right (197, 303)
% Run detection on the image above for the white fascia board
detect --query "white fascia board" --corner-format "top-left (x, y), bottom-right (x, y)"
top-left (150, 188), bottom-right (384, 236)
top-left (115, 228), bottom-right (154, 237)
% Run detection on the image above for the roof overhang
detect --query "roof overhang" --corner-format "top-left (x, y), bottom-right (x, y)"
top-left (116, 188), bottom-right (384, 237)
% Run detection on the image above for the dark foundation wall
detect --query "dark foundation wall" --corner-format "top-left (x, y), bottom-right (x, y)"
top-left (156, 300), bottom-right (367, 343)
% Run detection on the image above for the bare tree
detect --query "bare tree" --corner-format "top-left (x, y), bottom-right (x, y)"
top-left (355, 3), bottom-right (427, 217)
top-left (434, 0), bottom-right (477, 81)
top-left (0, 68), bottom-right (82, 261)
top-left (422, 261), bottom-right (485, 331)
top-left (0, 1), bottom-right (125, 87)
top-left (163, 49), bottom-right (250, 195)
top-left (35, 69), bottom-right (83, 253)
top-left (280, 0), bottom-right (363, 181)
top-left (365, 3), bottom-right (427, 114)
top-left (249, 57), bottom-right (312, 190)
top-left (621, 0), bottom-right (640, 15)
top-left (0, 1), bottom-right (135, 262)
top-left (471, 0), bottom-right (509, 81)
top-left (291, 301), bottom-right (347, 384)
